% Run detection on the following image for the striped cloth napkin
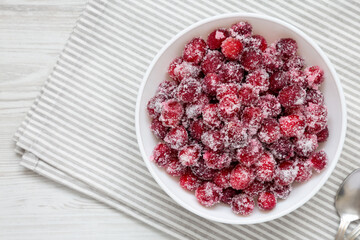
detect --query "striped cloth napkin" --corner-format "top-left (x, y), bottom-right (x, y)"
top-left (14, 1), bottom-right (360, 239)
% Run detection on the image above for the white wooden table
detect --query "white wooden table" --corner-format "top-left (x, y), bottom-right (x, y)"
top-left (0, 1), bottom-right (168, 239)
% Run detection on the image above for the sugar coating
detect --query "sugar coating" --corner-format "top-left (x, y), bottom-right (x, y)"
top-left (195, 182), bottom-right (222, 207)
top-left (231, 194), bottom-right (255, 215)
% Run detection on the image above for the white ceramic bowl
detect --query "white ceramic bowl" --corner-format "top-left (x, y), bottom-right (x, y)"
top-left (135, 13), bottom-right (347, 224)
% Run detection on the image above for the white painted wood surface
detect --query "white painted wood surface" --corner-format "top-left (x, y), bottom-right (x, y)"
top-left (0, 1), bottom-right (168, 239)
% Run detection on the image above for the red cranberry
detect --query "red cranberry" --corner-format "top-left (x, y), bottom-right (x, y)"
top-left (305, 66), bottom-right (324, 89)
top-left (168, 57), bottom-right (183, 81)
top-left (221, 120), bottom-right (248, 149)
top-left (230, 165), bottom-right (254, 190)
top-left (147, 94), bottom-right (167, 119)
top-left (316, 127), bottom-right (329, 143)
top-left (218, 61), bottom-right (244, 83)
top-left (256, 152), bottom-right (276, 182)
top-left (256, 94), bottom-right (281, 118)
top-left (245, 69), bottom-right (270, 93)
top-left (157, 80), bottom-right (178, 97)
top-left (218, 94), bottom-right (241, 120)
top-left (263, 45), bottom-right (283, 72)
top-left (248, 35), bottom-right (267, 52)
top-left (305, 103), bottom-right (328, 134)
top-left (268, 137), bottom-right (295, 160)
top-left (276, 38), bottom-right (298, 59)
top-left (164, 126), bottom-right (188, 150)
top-left (288, 69), bottom-right (307, 88)
top-left (270, 184), bottom-right (292, 200)
top-left (221, 188), bottom-right (238, 204)
top-left (201, 130), bottom-right (224, 152)
top-left (283, 55), bottom-right (304, 71)
top-left (180, 170), bottom-right (203, 191)
top-left (203, 73), bottom-right (223, 96)
top-left (165, 157), bottom-right (187, 176)
top-left (203, 150), bottom-right (231, 169)
top-left (238, 84), bottom-right (260, 106)
top-left (213, 168), bottom-right (232, 188)
top-left (182, 37), bottom-right (207, 65)
top-left (201, 50), bottom-right (225, 74)
top-left (150, 143), bottom-right (173, 167)
top-left (169, 58), bottom-right (201, 82)
top-left (185, 93), bottom-right (209, 119)
top-left (150, 119), bottom-right (169, 140)
top-left (278, 85), bottom-right (306, 107)
top-left (243, 179), bottom-right (268, 198)
top-left (191, 158), bottom-right (217, 180)
top-left (258, 118), bottom-right (281, 144)
top-left (221, 37), bottom-right (243, 60)
top-left (274, 161), bottom-right (299, 186)
top-left (279, 114), bottom-right (306, 137)
top-left (236, 138), bottom-right (264, 167)
top-left (242, 106), bottom-right (264, 136)
top-left (306, 88), bottom-right (325, 105)
top-left (202, 104), bottom-right (221, 128)
top-left (160, 99), bottom-right (184, 127)
top-left (241, 48), bottom-right (263, 71)
top-left (230, 21), bottom-right (252, 37)
top-left (195, 182), bottom-right (222, 207)
top-left (207, 28), bottom-right (229, 49)
top-left (178, 144), bottom-right (202, 166)
top-left (258, 192), bottom-right (277, 210)
top-left (176, 78), bottom-right (202, 103)
top-left (295, 134), bottom-right (318, 157)
top-left (216, 83), bottom-right (240, 100)
top-left (295, 161), bottom-right (313, 182)
top-left (269, 71), bottom-right (290, 94)
top-left (231, 194), bottom-right (255, 215)
top-left (309, 150), bottom-right (328, 173)
top-left (188, 119), bottom-right (206, 141)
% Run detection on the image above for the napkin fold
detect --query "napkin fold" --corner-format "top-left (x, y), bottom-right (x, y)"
top-left (14, 1), bottom-right (360, 239)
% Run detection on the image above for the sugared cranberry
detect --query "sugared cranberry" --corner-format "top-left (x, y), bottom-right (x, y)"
top-left (213, 168), bottom-right (232, 188)
top-left (268, 137), bottom-right (295, 160)
top-left (168, 57), bottom-right (183, 81)
top-left (150, 143), bottom-right (173, 167)
top-left (256, 94), bottom-right (282, 118)
top-left (270, 184), bottom-right (292, 200)
top-left (309, 150), bottom-right (328, 173)
top-left (258, 192), bottom-right (277, 210)
top-left (236, 138), bottom-right (264, 167)
top-left (279, 114), bottom-right (306, 137)
top-left (284, 105), bottom-right (306, 116)
top-left (201, 50), bottom-right (225, 74)
top-left (245, 69), bottom-right (270, 93)
top-left (202, 104), bottom-right (221, 128)
top-left (221, 188), bottom-right (238, 204)
top-left (188, 119), bottom-right (206, 141)
top-left (243, 179), bottom-right (267, 197)
top-left (147, 94), bottom-right (167, 119)
top-left (242, 106), bottom-right (264, 135)
top-left (160, 99), bottom-right (184, 127)
top-left (207, 28), bottom-right (229, 49)
top-left (221, 37), bottom-right (243, 60)
top-left (269, 71), bottom-right (290, 94)
top-left (221, 120), bottom-right (248, 149)
top-left (216, 83), bottom-right (240, 100)
top-left (182, 37), bottom-right (207, 65)
top-left (191, 158), bottom-right (217, 180)
top-left (176, 78), bottom-right (202, 103)
top-left (157, 80), bottom-right (178, 97)
top-left (278, 85), bottom-right (306, 107)
top-left (306, 89), bottom-right (324, 105)
top-left (178, 144), bottom-right (202, 166)
top-left (274, 161), bottom-right (299, 186)
top-left (256, 152), bottom-right (276, 182)
top-left (276, 38), bottom-right (298, 59)
top-left (201, 130), bottom-right (224, 152)
top-left (263, 45), bottom-right (283, 72)
top-left (218, 61), bottom-right (244, 83)
top-left (180, 170), bottom-right (203, 191)
top-left (230, 165), bottom-right (254, 190)
top-left (305, 103), bottom-right (328, 134)
top-left (283, 55), bottom-right (304, 71)
top-left (203, 150), bottom-right (231, 169)
top-left (316, 127), bottom-right (329, 143)
top-left (165, 157), bottom-right (187, 176)
top-left (288, 69), bottom-right (307, 88)
top-left (230, 21), bottom-right (252, 37)
top-left (203, 73), bottom-right (223, 96)
top-left (295, 161), bottom-right (313, 182)
top-left (231, 194), bottom-right (255, 216)
top-left (295, 134), bottom-right (318, 157)
top-left (195, 182), bottom-right (222, 207)
top-left (164, 126), bottom-right (188, 150)
top-left (150, 119), bottom-right (169, 140)
top-left (218, 94), bottom-right (241, 120)
top-left (169, 58), bottom-right (201, 82)
top-left (258, 118), bottom-right (281, 144)
top-left (185, 94), bottom-right (209, 119)
top-left (238, 84), bottom-right (260, 106)
top-left (249, 35), bottom-right (267, 52)
top-left (305, 66), bottom-right (324, 89)
top-left (241, 48), bottom-right (263, 71)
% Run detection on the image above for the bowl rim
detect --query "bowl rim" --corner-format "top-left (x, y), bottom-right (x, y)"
top-left (135, 13), bottom-right (347, 224)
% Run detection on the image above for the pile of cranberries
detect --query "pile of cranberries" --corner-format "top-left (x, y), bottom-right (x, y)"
top-left (147, 21), bottom-right (329, 216)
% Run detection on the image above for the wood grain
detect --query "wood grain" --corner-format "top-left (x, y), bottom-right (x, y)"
top-left (0, 1), bottom-right (168, 239)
